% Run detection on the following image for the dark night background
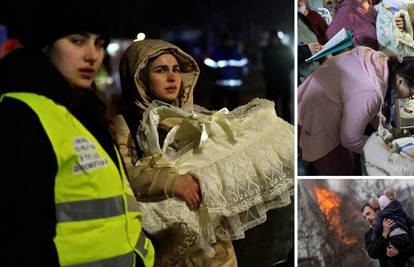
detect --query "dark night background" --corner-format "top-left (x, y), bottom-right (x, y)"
top-left (0, 0), bottom-right (293, 39)
top-left (0, 1), bottom-right (294, 266)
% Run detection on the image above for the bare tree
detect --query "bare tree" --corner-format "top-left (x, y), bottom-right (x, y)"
top-left (298, 185), bottom-right (323, 267)
top-left (299, 180), bottom-right (375, 267)
top-left (300, 180), bottom-right (414, 267)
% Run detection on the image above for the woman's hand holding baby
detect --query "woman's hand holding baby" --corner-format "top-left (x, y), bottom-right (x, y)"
top-left (174, 173), bottom-right (202, 210)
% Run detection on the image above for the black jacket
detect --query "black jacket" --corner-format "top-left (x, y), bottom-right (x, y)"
top-left (0, 48), bottom-right (120, 266)
top-left (373, 200), bottom-right (414, 241)
top-left (365, 226), bottom-right (414, 267)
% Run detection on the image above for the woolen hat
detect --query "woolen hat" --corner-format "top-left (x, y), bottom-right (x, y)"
top-left (22, 0), bottom-right (110, 48)
top-left (378, 195), bottom-right (392, 211)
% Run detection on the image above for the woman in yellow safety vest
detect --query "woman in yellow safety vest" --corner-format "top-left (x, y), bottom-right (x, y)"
top-left (0, 1), bottom-right (154, 266)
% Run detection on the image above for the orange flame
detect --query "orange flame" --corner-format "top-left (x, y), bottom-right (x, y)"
top-left (314, 186), bottom-right (357, 245)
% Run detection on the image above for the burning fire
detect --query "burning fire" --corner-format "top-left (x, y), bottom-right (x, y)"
top-left (313, 186), bottom-right (357, 245)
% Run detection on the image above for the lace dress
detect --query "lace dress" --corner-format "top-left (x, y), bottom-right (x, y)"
top-left (136, 98), bottom-right (294, 266)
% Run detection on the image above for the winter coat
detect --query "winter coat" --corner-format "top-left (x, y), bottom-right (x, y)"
top-left (373, 200), bottom-right (414, 241)
top-left (111, 39), bottom-right (200, 201)
top-left (298, 46), bottom-right (389, 162)
top-left (365, 225), bottom-right (414, 267)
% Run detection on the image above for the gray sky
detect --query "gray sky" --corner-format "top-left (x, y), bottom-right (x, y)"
top-left (326, 179), bottom-right (414, 201)
top-left (328, 179), bottom-right (413, 190)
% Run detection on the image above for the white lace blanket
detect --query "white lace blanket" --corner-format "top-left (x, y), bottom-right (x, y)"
top-left (136, 98), bottom-right (294, 266)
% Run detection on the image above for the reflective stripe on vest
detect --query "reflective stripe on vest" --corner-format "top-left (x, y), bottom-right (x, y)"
top-left (56, 195), bottom-right (139, 222)
top-left (1, 93), bottom-right (155, 267)
top-left (56, 195), bottom-right (125, 222)
top-left (136, 228), bottom-right (149, 257)
top-left (69, 252), bottom-right (134, 267)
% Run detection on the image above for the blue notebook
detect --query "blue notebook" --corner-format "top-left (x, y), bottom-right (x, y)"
top-left (305, 28), bottom-right (353, 63)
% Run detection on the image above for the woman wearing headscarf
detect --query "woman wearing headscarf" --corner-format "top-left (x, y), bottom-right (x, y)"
top-left (112, 39), bottom-right (293, 266)
top-left (112, 39), bottom-right (236, 266)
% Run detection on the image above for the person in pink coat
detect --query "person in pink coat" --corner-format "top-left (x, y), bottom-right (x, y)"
top-left (325, 0), bottom-right (379, 50)
top-left (298, 46), bottom-right (414, 175)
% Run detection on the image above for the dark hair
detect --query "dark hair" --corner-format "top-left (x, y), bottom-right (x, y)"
top-left (388, 56), bottom-right (414, 88)
top-left (142, 50), bottom-right (178, 91)
top-left (360, 203), bottom-right (374, 213)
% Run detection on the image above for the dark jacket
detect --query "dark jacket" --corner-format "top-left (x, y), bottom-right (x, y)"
top-left (305, 9), bottom-right (328, 44)
top-left (365, 225), bottom-right (414, 267)
top-left (207, 44), bottom-right (247, 90)
top-left (0, 48), bottom-right (120, 266)
top-left (373, 200), bottom-right (414, 241)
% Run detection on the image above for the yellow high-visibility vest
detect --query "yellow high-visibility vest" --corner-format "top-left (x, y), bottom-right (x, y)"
top-left (1, 92), bottom-right (154, 267)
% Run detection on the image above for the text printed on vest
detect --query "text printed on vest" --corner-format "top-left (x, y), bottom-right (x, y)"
top-left (73, 137), bottom-right (109, 175)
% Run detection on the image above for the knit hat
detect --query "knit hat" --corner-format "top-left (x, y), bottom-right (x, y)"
top-left (378, 195), bottom-right (392, 211)
top-left (21, 0), bottom-right (110, 48)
